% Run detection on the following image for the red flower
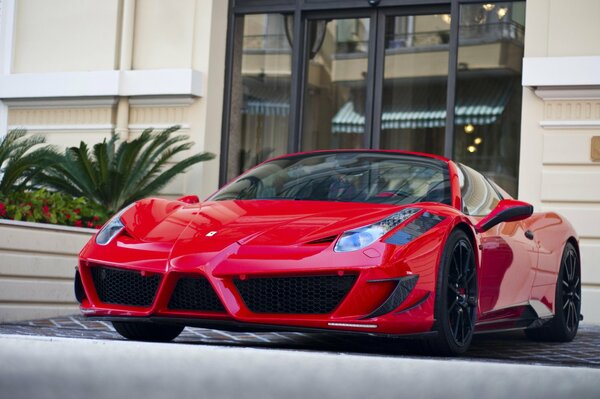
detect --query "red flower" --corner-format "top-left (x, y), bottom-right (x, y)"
top-left (42, 205), bottom-right (50, 215)
top-left (74, 220), bottom-right (83, 227)
top-left (0, 202), bottom-right (6, 217)
top-left (95, 224), bottom-right (102, 229)
top-left (93, 215), bottom-right (100, 221)
top-left (87, 221), bottom-right (94, 228)
top-left (73, 208), bottom-right (81, 215)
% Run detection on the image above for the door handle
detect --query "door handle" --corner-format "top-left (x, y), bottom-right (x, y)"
top-left (524, 230), bottom-right (534, 240)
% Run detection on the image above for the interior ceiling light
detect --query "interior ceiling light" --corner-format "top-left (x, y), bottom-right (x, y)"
top-left (467, 145), bottom-right (477, 153)
top-left (464, 124), bottom-right (475, 134)
top-left (474, 137), bottom-right (482, 145)
top-left (482, 4), bottom-right (496, 12)
top-left (497, 7), bottom-right (508, 19)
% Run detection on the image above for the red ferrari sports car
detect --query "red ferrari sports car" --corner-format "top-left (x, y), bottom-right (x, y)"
top-left (75, 150), bottom-right (581, 355)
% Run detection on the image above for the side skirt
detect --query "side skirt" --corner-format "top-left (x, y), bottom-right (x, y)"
top-left (474, 300), bottom-right (554, 334)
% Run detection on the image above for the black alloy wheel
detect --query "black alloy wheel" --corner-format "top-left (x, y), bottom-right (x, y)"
top-left (424, 229), bottom-right (478, 355)
top-left (447, 239), bottom-right (478, 347)
top-left (526, 242), bottom-right (581, 342)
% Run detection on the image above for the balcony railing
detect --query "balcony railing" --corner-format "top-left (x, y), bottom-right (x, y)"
top-left (241, 21), bottom-right (524, 56)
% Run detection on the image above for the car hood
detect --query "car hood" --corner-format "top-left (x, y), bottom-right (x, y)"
top-left (123, 199), bottom-right (405, 251)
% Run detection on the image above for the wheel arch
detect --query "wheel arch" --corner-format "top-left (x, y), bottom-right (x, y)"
top-left (453, 222), bottom-right (478, 256)
top-left (566, 236), bottom-right (580, 260)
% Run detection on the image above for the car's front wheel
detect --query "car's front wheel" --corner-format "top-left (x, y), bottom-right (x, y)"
top-left (112, 321), bottom-right (184, 342)
top-left (423, 229), bottom-right (478, 356)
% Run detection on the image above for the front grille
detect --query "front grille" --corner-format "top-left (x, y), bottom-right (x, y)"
top-left (90, 266), bottom-right (161, 307)
top-left (168, 277), bottom-right (226, 312)
top-left (233, 274), bottom-right (357, 314)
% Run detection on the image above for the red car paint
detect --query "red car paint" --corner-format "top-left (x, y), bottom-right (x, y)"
top-left (77, 150), bottom-right (578, 336)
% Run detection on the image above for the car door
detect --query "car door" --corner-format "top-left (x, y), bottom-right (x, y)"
top-left (457, 164), bottom-right (537, 315)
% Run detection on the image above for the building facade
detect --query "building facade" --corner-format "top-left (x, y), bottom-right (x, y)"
top-left (0, 0), bottom-right (599, 322)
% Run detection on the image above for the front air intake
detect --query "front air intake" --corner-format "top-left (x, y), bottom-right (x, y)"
top-left (90, 266), bottom-right (161, 307)
top-left (168, 277), bottom-right (226, 312)
top-left (233, 274), bottom-right (357, 314)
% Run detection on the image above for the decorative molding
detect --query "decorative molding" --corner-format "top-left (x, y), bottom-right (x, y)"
top-left (129, 106), bottom-right (190, 127)
top-left (8, 107), bottom-right (113, 126)
top-left (534, 88), bottom-right (600, 101)
top-left (128, 96), bottom-right (196, 107)
top-left (0, 69), bottom-right (204, 99)
top-left (4, 97), bottom-right (118, 109)
top-left (7, 124), bottom-right (115, 132)
top-left (540, 120), bottom-right (600, 129)
top-left (128, 124), bottom-right (190, 131)
top-left (540, 100), bottom-right (600, 128)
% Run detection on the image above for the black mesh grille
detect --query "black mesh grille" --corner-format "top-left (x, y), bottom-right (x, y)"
top-left (90, 266), bottom-right (161, 307)
top-left (168, 277), bottom-right (226, 312)
top-left (233, 275), bottom-right (357, 314)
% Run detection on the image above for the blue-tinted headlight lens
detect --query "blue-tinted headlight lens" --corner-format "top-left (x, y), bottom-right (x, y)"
top-left (334, 208), bottom-right (420, 252)
top-left (94, 203), bottom-right (135, 246)
top-left (95, 217), bottom-right (124, 246)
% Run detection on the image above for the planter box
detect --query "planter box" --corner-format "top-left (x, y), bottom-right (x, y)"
top-left (0, 219), bottom-right (95, 323)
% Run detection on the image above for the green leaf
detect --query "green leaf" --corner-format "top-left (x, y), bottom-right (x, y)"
top-left (33, 126), bottom-right (215, 214)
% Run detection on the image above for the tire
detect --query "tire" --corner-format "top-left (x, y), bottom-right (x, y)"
top-left (112, 321), bottom-right (184, 342)
top-left (422, 229), bottom-right (478, 356)
top-left (525, 242), bottom-right (580, 342)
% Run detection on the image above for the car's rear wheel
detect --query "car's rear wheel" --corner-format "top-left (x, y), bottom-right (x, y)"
top-left (112, 321), bottom-right (184, 342)
top-left (423, 229), bottom-right (477, 356)
top-left (525, 242), bottom-right (580, 342)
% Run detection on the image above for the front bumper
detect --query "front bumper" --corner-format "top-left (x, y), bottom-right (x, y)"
top-left (77, 260), bottom-right (436, 336)
top-left (77, 223), bottom-right (447, 336)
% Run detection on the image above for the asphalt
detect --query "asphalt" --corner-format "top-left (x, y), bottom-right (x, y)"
top-left (1, 315), bottom-right (600, 368)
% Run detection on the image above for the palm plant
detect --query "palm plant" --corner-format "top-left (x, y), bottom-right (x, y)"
top-left (37, 126), bottom-right (215, 214)
top-left (0, 129), bottom-right (60, 196)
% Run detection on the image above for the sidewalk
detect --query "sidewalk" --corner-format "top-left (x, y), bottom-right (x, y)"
top-left (1, 333), bottom-right (599, 399)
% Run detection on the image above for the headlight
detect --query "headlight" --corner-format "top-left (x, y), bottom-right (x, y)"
top-left (334, 208), bottom-right (420, 252)
top-left (95, 204), bottom-right (134, 246)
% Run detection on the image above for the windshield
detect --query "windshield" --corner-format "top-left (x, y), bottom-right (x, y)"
top-left (210, 152), bottom-right (451, 206)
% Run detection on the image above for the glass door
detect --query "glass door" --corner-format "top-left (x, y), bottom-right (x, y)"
top-left (374, 10), bottom-right (451, 155)
top-left (300, 8), bottom-right (451, 155)
top-left (300, 13), bottom-right (376, 151)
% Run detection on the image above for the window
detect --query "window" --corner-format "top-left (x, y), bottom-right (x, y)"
top-left (222, 1), bottom-right (526, 196)
top-left (453, 2), bottom-right (525, 197)
top-left (225, 13), bottom-right (293, 182)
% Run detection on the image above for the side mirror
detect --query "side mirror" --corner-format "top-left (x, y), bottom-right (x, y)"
top-left (177, 195), bottom-right (200, 204)
top-left (475, 199), bottom-right (533, 233)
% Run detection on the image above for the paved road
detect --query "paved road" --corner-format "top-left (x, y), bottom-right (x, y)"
top-left (2, 316), bottom-right (600, 368)
top-left (1, 334), bottom-right (599, 399)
